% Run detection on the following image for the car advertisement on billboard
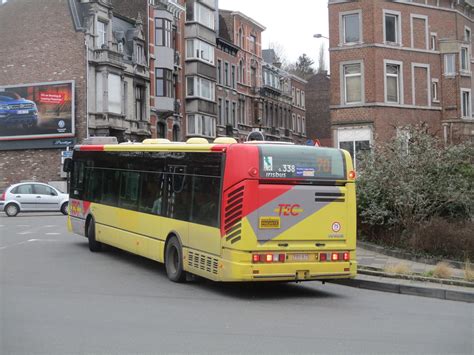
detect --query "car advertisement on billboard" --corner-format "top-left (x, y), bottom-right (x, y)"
top-left (0, 80), bottom-right (75, 141)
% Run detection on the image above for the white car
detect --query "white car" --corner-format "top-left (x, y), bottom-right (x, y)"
top-left (0, 182), bottom-right (69, 217)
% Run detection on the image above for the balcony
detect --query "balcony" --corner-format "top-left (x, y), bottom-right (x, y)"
top-left (91, 48), bottom-right (125, 69)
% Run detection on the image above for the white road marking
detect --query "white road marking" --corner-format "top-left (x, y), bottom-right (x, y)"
top-left (45, 232), bottom-right (60, 235)
top-left (17, 225), bottom-right (30, 227)
top-left (18, 231), bottom-right (33, 235)
top-left (0, 238), bottom-right (61, 250)
top-left (43, 225), bottom-right (57, 228)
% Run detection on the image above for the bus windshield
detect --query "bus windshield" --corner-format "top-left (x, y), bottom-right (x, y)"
top-left (258, 145), bottom-right (346, 180)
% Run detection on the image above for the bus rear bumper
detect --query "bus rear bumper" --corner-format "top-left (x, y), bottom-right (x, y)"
top-left (218, 249), bottom-right (357, 282)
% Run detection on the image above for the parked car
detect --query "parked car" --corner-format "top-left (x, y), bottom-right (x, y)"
top-left (0, 182), bottom-right (69, 217)
top-left (0, 92), bottom-right (39, 129)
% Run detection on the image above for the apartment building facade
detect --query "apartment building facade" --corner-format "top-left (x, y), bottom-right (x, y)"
top-left (329, 0), bottom-right (474, 166)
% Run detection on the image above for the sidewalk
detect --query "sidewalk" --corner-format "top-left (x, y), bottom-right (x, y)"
top-left (330, 244), bottom-right (474, 303)
top-left (357, 245), bottom-right (465, 278)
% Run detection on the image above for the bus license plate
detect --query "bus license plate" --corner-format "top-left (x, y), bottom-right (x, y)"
top-left (17, 110), bottom-right (29, 114)
top-left (292, 253), bottom-right (309, 261)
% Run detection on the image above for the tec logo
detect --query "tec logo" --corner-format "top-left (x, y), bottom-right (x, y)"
top-left (70, 200), bottom-right (82, 216)
top-left (332, 222), bottom-right (341, 232)
top-left (274, 204), bottom-right (304, 216)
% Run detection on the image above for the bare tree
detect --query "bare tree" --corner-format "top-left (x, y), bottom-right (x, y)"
top-left (267, 41), bottom-right (289, 69)
top-left (317, 43), bottom-right (327, 73)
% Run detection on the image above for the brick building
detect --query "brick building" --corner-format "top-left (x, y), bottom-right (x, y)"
top-left (306, 71), bottom-right (331, 146)
top-left (0, 0), bottom-right (87, 189)
top-left (329, 0), bottom-right (474, 167)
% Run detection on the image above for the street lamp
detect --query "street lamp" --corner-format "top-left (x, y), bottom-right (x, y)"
top-left (313, 34), bottom-right (329, 40)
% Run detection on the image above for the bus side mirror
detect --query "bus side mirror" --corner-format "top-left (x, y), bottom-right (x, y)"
top-left (63, 158), bottom-right (73, 173)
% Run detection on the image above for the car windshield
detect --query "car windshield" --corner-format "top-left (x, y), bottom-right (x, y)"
top-left (0, 95), bottom-right (15, 102)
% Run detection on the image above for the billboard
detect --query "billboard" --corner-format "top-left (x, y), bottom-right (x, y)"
top-left (0, 80), bottom-right (75, 141)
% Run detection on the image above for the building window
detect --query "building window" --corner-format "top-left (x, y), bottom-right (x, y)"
top-left (342, 12), bottom-right (361, 44)
top-left (297, 115), bottom-right (301, 133)
top-left (187, 2), bottom-right (215, 30)
top-left (96, 72), bottom-right (104, 111)
top-left (301, 91), bottom-right (305, 108)
top-left (172, 125), bottom-right (180, 141)
top-left (217, 60), bottom-right (222, 85)
top-left (225, 100), bottom-right (229, 125)
top-left (238, 60), bottom-right (244, 84)
top-left (186, 39), bottom-right (214, 64)
top-left (231, 65), bottom-right (236, 89)
top-left (218, 98), bottom-right (223, 125)
top-left (461, 89), bottom-right (471, 118)
top-left (444, 54), bottom-right (456, 75)
top-left (460, 46), bottom-right (470, 72)
top-left (238, 28), bottom-right (243, 48)
top-left (157, 122), bottom-right (166, 138)
top-left (249, 34), bottom-right (257, 53)
top-left (296, 89), bottom-right (301, 106)
top-left (291, 87), bottom-right (295, 104)
top-left (430, 33), bottom-right (437, 50)
top-left (97, 20), bottom-right (107, 48)
top-left (238, 99), bottom-right (245, 124)
top-left (385, 62), bottom-right (402, 103)
top-left (156, 68), bottom-right (173, 98)
top-left (224, 62), bottom-right (229, 86)
top-left (135, 86), bottom-right (145, 121)
top-left (187, 114), bottom-right (216, 137)
top-left (431, 79), bottom-right (439, 103)
top-left (186, 76), bottom-right (215, 101)
top-left (135, 43), bottom-right (145, 65)
top-left (292, 113), bottom-right (296, 131)
top-left (384, 11), bottom-right (400, 44)
top-left (155, 18), bottom-right (172, 47)
top-left (108, 74), bottom-right (122, 114)
top-left (302, 117), bottom-right (306, 135)
top-left (337, 127), bottom-right (372, 170)
top-left (465, 27), bottom-right (471, 43)
top-left (232, 102), bottom-right (236, 127)
top-left (343, 62), bottom-right (362, 104)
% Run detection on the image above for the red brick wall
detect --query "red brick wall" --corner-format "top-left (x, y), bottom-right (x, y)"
top-left (0, 0), bottom-right (87, 189)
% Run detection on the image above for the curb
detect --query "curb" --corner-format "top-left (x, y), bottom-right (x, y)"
top-left (329, 277), bottom-right (474, 303)
top-left (358, 241), bottom-right (465, 269)
top-left (358, 268), bottom-right (474, 288)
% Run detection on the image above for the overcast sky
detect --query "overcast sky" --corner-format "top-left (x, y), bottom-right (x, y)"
top-left (218, 0), bottom-right (329, 66)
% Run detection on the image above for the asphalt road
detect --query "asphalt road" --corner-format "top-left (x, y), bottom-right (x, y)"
top-left (1, 214), bottom-right (473, 354)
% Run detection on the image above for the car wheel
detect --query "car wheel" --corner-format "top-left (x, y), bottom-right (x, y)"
top-left (61, 202), bottom-right (68, 215)
top-left (165, 236), bottom-right (186, 283)
top-left (87, 218), bottom-right (102, 252)
top-left (5, 203), bottom-right (19, 217)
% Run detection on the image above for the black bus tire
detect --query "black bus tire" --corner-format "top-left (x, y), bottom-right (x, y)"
top-left (165, 236), bottom-right (186, 283)
top-left (87, 218), bottom-right (102, 252)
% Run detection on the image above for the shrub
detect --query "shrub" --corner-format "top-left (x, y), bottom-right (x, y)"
top-left (356, 126), bottom-right (474, 260)
top-left (431, 262), bottom-right (454, 279)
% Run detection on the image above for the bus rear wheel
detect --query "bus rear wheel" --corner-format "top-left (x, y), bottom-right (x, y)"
top-left (165, 237), bottom-right (186, 283)
top-left (87, 218), bottom-right (102, 252)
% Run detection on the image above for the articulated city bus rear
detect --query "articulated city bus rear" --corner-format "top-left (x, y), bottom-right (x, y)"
top-left (218, 144), bottom-right (357, 282)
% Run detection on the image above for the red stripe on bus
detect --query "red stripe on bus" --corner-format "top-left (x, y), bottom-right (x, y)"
top-left (79, 145), bottom-right (104, 151)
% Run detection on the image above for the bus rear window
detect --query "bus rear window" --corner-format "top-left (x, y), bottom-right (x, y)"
top-left (258, 145), bottom-right (346, 180)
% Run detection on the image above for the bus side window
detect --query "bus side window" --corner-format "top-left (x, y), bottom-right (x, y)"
top-left (101, 170), bottom-right (120, 206)
top-left (165, 165), bottom-right (191, 221)
top-left (84, 167), bottom-right (103, 203)
top-left (191, 175), bottom-right (220, 227)
top-left (119, 171), bottom-right (140, 211)
top-left (138, 172), bottom-right (164, 215)
top-left (71, 161), bottom-right (85, 199)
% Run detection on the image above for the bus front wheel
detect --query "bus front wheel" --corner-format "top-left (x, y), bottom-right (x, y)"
top-left (165, 237), bottom-right (186, 283)
top-left (87, 218), bottom-right (102, 252)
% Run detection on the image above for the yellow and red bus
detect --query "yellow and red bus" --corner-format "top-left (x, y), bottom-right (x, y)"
top-left (66, 137), bottom-right (357, 282)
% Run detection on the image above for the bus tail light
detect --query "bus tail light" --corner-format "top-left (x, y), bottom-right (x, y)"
top-left (348, 170), bottom-right (356, 180)
top-left (320, 253), bottom-right (327, 262)
top-left (331, 253), bottom-right (339, 261)
top-left (252, 253), bottom-right (286, 263)
top-left (343, 252), bottom-right (350, 261)
top-left (320, 252), bottom-right (350, 262)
